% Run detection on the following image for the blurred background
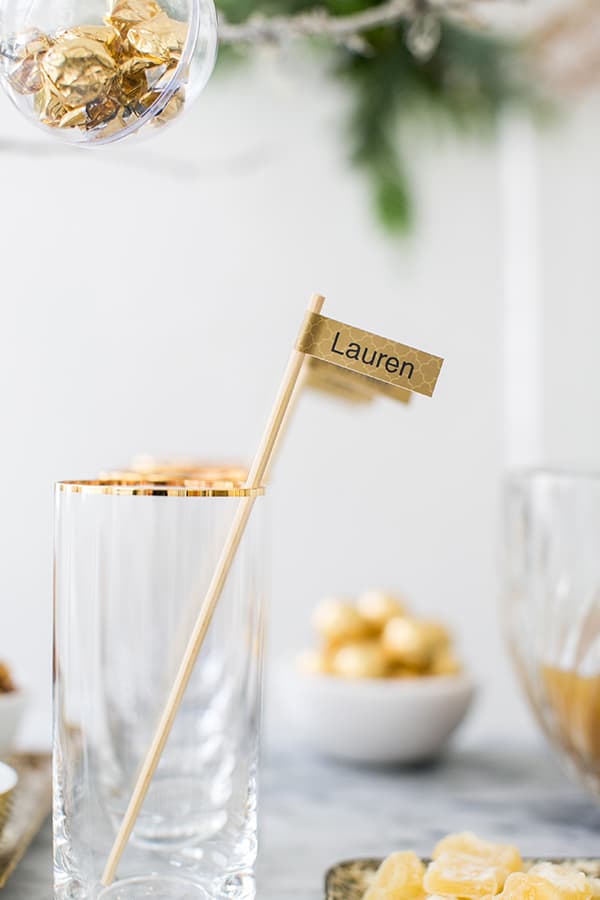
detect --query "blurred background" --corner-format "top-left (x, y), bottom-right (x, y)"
top-left (1, 0), bottom-right (599, 750)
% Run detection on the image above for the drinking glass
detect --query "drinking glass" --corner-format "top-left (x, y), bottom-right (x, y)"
top-left (53, 472), bottom-right (266, 899)
top-left (504, 468), bottom-right (600, 799)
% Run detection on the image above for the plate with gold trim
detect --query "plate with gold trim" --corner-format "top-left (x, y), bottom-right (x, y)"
top-left (0, 753), bottom-right (52, 889)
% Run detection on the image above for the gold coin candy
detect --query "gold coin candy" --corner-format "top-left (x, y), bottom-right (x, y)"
top-left (1, 0), bottom-right (188, 135)
top-left (365, 833), bottom-right (592, 900)
top-left (298, 591), bottom-right (461, 680)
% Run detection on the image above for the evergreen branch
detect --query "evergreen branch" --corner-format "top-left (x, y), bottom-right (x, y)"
top-left (218, 0), bottom-right (513, 46)
top-left (216, 0), bottom-right (536, 236)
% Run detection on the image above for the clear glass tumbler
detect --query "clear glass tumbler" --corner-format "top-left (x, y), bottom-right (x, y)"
top-left (504, 468), bottom-right (600, 799)
top-left (53, 472), bottom-right (266, 899)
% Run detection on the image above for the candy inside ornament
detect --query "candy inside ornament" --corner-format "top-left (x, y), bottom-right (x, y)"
top-left (0, 0), bottom-right (218, 145)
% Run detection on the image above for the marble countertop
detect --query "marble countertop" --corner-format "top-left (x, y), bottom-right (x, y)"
top-left (4, 739), bottom-right (600, 899)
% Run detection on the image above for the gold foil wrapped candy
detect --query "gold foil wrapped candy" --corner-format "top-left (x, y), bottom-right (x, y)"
top-left (41, 35), bottom-right (117, 108)
top-left (299, 590), bottom-right (463, 680)
top-left (4, 32), bottom-right (50, 95)
top-left (34, 81), bottom-right (67, 126)
top-left (109, 0), bottom-right (164, 32)
top-left (1, 0), bottom-right (189, 136)
top-left (127, 12), bottom-right (187, 61)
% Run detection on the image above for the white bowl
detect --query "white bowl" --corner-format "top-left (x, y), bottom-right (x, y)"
top-left (0, 691), bottom-right (27, 756)
top-left (279, 667), bottom-right (476, 764)
top-left (0, 762), bottom-right (17, 793)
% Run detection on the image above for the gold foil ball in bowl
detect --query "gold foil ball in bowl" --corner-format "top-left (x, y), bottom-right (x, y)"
top-left (281, 591), bottom-right (476, 764)
top-left (0, 0), bottom-right (218, 145)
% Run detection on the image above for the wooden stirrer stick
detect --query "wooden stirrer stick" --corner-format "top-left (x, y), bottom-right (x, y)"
top-left (101, 292), bottom-right (325, 887)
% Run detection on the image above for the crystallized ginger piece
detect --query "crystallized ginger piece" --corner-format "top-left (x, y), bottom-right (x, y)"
top-left (424, 853), bottom-right (505, 899)
top-left (433, 832), bottom-right (522, 877)
top-left (364, 851), bottom-right (426, 900)
top-left (527, 864), bottom-right (592, 900)
top-left (501, 872), bottom-right (562, 900)
top-left (587, 877), bottom-right (600, 899)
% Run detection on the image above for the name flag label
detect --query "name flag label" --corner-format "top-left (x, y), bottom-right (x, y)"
top-left (297, 312), bottom-right (444, 398)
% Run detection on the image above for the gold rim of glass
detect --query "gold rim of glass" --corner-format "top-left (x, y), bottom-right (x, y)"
top-left (57, 479), bottom-right (264, 498)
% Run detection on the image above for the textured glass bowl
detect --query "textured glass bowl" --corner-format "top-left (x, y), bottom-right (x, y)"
top-left (0, 0), bottom-right (217, 145)
top-left (504, 468), bottom-right (600, 799)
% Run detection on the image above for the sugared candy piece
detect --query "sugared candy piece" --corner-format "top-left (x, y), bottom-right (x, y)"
top-left (586, 877), bottom-right (600, 899)
top-left (433, 832), bottom-right (521, 876)
top-left (527, 864), bottom-right (592, 900)
top-left (500, 872), bottom-right (566, 900)
top-left (312, 597), bottom-right (369, 646)
top-left (364, 851), bottom-right (426, 900)
top-left (424, 853), bottom-right (505, 898)
top-left (331, 641), bottom-right (388, 679)
top-left (357, 591), bottom-right (406, 631)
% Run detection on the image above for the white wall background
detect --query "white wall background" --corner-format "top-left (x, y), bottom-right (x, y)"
top-left (1, 47), bottom-right (599, 750)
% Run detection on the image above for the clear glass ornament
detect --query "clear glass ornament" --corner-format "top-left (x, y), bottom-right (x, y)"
top-left (0, 0), bottom-right (218, 146)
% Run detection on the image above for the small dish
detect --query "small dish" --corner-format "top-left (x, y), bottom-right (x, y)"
top-left (0, 692), bottom-right (27, 757)
top-left (0, 753), bottom-right (52, 888)
top-left (324, 858), bottom-right (600, 900)
top-left (279, 665), bottom-right (476, 764)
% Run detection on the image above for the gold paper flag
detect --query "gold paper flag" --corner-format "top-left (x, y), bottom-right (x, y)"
top-left (297, 312), bottom-right (443, 398)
